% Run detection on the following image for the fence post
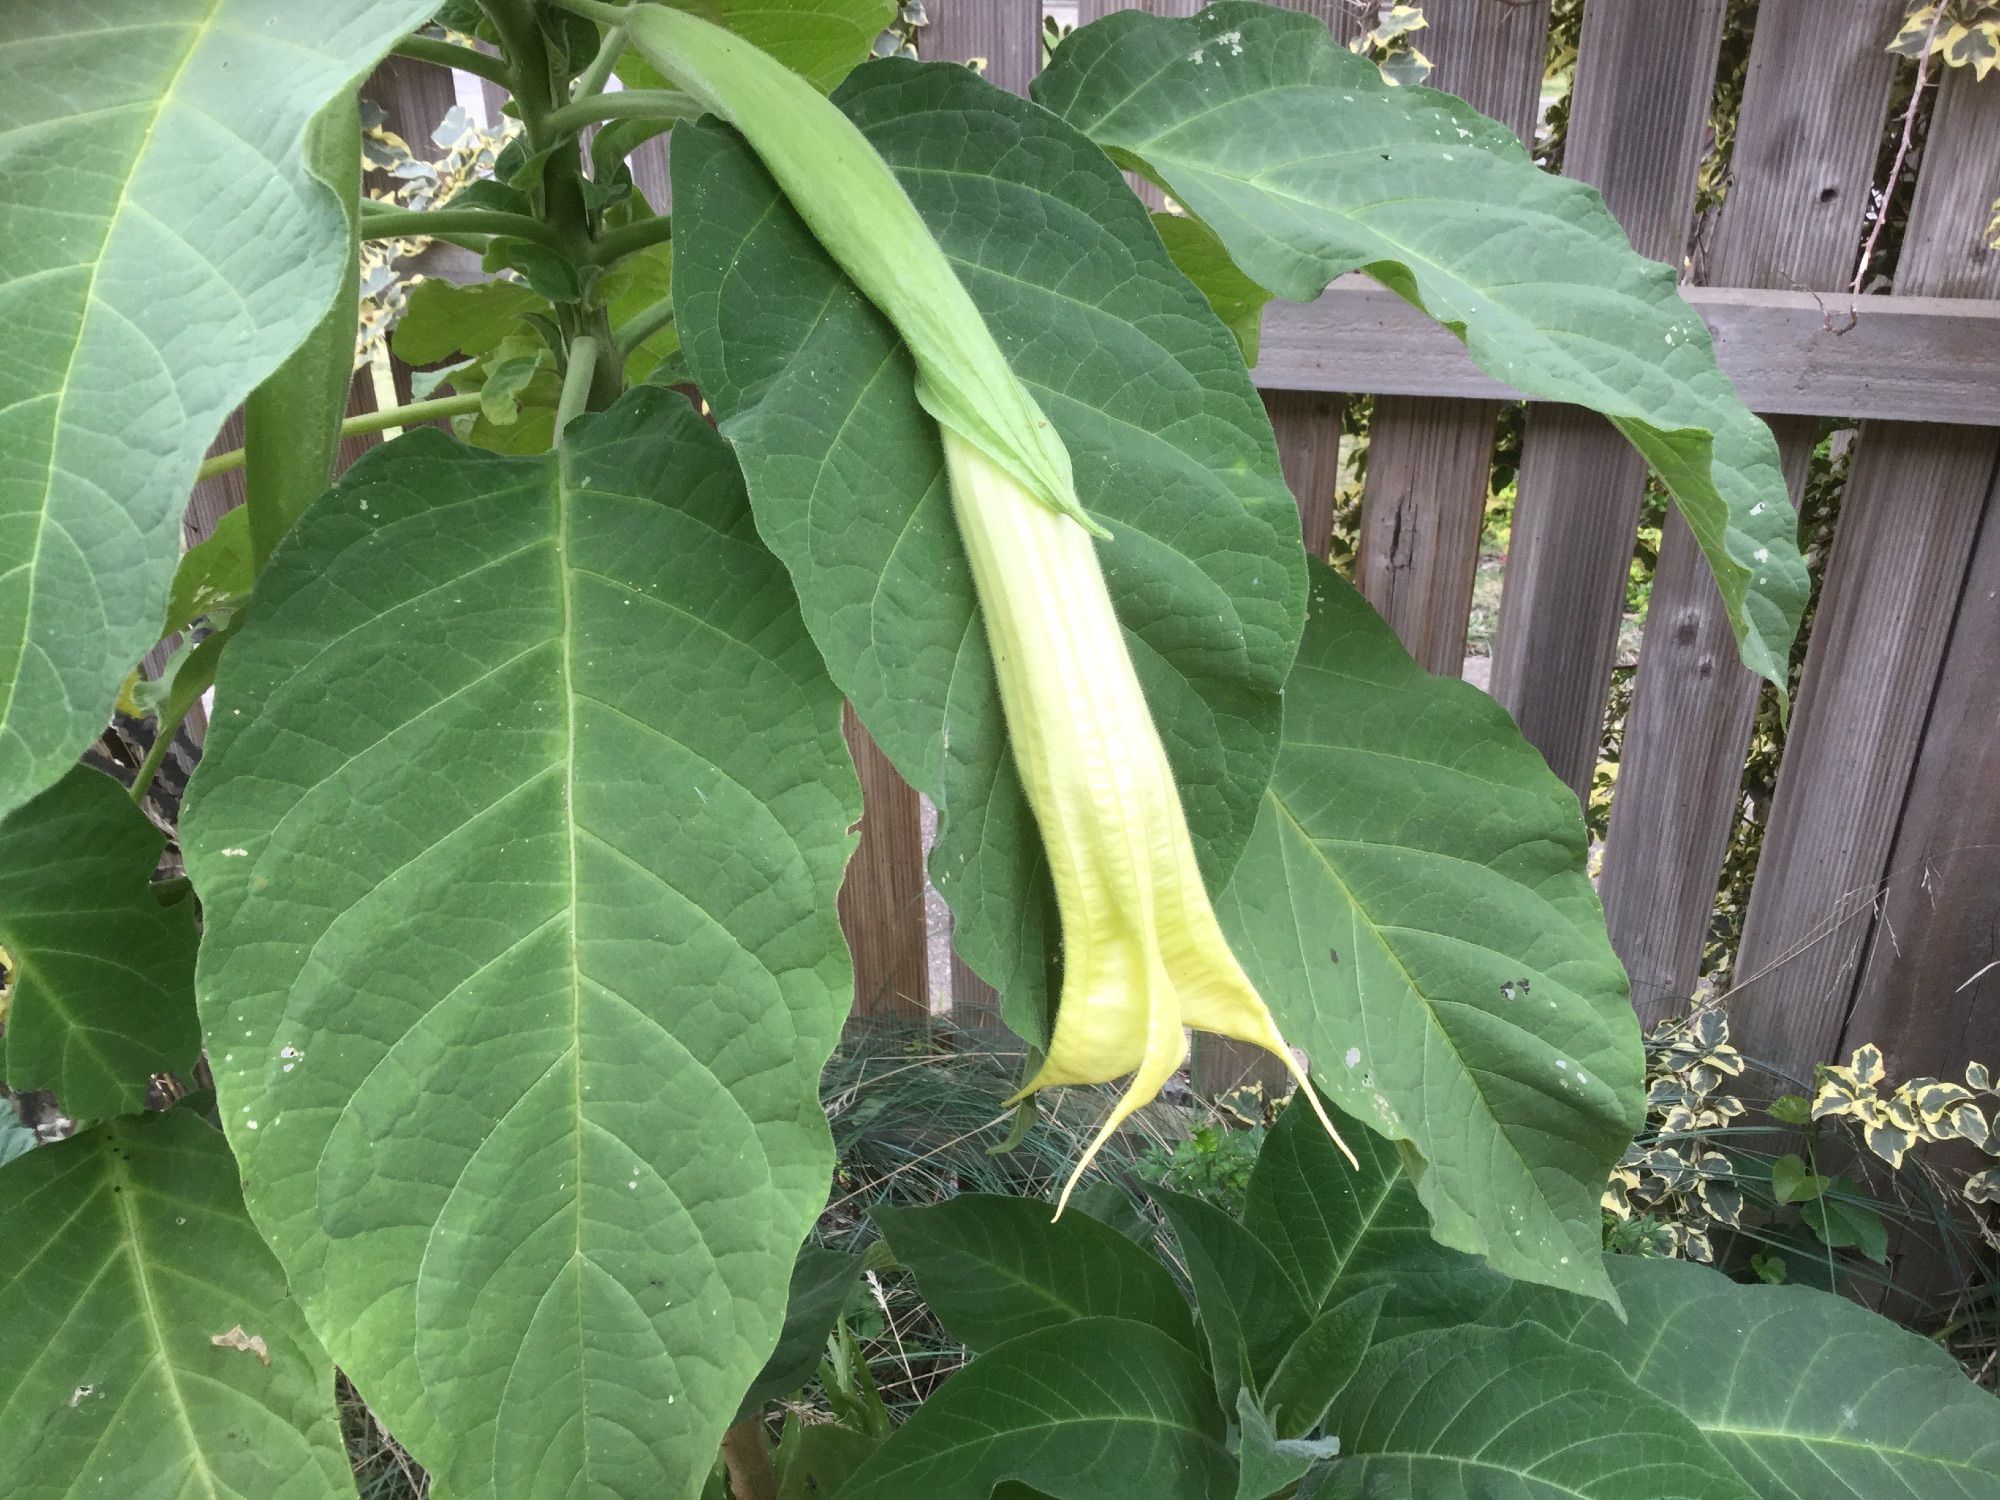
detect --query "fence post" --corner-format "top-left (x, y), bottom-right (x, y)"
top-left (1600, 0), bottom-right (1904, 1024)
top-left (1487, 0), bottom-right (1730, 797)
top-left (1731, 69), bottom-right (2000, 1081)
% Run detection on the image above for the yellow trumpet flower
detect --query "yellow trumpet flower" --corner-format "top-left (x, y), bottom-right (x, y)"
top-left (606, 0), bottom-right (1353, 1210)
top-left (944, 432), bottom-right (1353, 1212)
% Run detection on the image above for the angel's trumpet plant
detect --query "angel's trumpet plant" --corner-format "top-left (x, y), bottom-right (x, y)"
top-left (598, 0), bottom-right (1354, 1209)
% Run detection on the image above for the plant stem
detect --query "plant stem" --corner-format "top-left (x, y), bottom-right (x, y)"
top-left (197, 393), bottom-right (486, 480)
top-left (391, 34), bottom-right (515, 89)
top-left (593, 215), bottom-right (673, 265)
top-left (360, 205), bottom-right (560, 246)
top-left (130, 682), bottom-right (204, 804)
top-left (556, 337), bottom-right (601, 440)
top-left (544, 87), bottom-right (696, 135)
top-left (614, 295), bottom-right (676, 352)
top-left (573, 19), bottom-right (628, 99)
top-left (719, 1419), bottom-right (778, 1500)
top-left (482, 0), bottom-right (623, 411)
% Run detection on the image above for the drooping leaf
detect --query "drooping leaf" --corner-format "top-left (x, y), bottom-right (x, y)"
top-left (0, 764), bottom-right (199, 1118)
top-left (0, 0), bottom-right (437, 820)
top-left (617, 0), bottom-right (896, 94)
top-left (1217, 565), bottom-right (1642, 1300)
top-left (1242, 1089), bottom-right (1509, 1337)
top-left (675, 59), bottom-right (1303, 1040)
top-left (876, 1193), bottom-right (1195, 1353)
top-left (1487, 1255), bottom-right (2000, 1500)
top-left (1038, 1), bottom-right (1806, 698)
top-left (1305, 1320), bottom-right (1758, 1499)
top-left (182, 389), bottom-right (859, 1500)
top-left (1150, 1185), bottom-right (1306, 1410)
top-left (1153, 212), bottom-right (1273, 365)
top-left (737, 1247), bottom-right (866, 1418)
top-left (0, 1105), bottom-right (355, 1500)
top-left (838, 1318), bottom-right (1234, 1500)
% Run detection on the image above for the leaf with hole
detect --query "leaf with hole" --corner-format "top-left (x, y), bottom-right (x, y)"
top-left (0, 1105), bottom-right (354, 1500)
top-left (1217, 565), bottom-right (1642, 1300)
top-left (0, 764), bottom-right (199, 1119)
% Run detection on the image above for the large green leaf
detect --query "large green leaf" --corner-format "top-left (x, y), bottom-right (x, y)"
top-left (0, 0), bottom-right (435, 821)
top-left (1489, 1256), bottom-right (2000, 1500)
top-left (182, 390), bottom-right (859, 1500)
top-left (876, 1193), bottom-right (1196, 1354)
top-left (838, 1317), bottom-right (1235, 1500)
top-left (1217, 566), bottom-right (1642, 1300)
top-left (674, 59), bottom-right (1303, 1038)
top-left (1038, 1), bottom-right (1807, 696)
top-left (617, 0), bottom-right (896, 94)
top-left (1241, 1090), bottom-right (1508, 1338)
top-left (1306, 1321), bottom-right (1758, 1500)
top-left (0, 764), bottom-right (199, 1118)
top-left (0, 1105), bottom-right (355, 1500)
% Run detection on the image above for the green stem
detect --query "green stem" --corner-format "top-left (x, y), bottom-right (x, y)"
top-left (131, 695), bottom-right (196, 804)
top-left (573, 20), bottom-right (628, 99)
top-left (556, 337), bottom-right (601, 440)
top-left (614, 295), bottom-right (676, 353)
top-left (197, 393), bottom-right (486, 480)
top-left (360, 205), bottom-right (560, 246)
top-left (392, 34), bottom-right (515, 89)
top-left (543, 87), bottom-right (695, 135)
top-left (592, 215), bottom-right (673, 265)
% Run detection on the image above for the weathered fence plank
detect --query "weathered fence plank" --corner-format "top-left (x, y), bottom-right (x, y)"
top-left (839, 709), bottom-right (935, 1020)
top-left (1601, 0), bottom-right (1903, 1023)
top-left (1731, 70), bottom-right (2000, 1082)
top-left (1265, 391), bottom-right (1344, 562)
top-left (1839, 458), bottom-right (2000, 1077)
top-left (1252, 281), bottom-right (2000, 427)
top-left (1487, 0), bottom-right (1730, 797)
top-left (1353, 0), bottom-right (1548, 678)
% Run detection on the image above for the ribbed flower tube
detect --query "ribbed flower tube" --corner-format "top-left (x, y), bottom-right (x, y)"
top-left (943, 433), bottom-right (1350, 1209)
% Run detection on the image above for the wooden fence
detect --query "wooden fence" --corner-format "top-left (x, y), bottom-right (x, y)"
top-left (184, 0), bottom-right (2000, 1110)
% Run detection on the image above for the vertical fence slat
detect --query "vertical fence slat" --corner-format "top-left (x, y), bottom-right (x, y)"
top-left (839, 708), bottom-right (935, 1021)
top-left (1353, 0), bottom-right (1549, 678)
top-left (1839, 462), bottom-right (2000, 1075)
top-left (1732, 69), bottom-right (2000, 1081)
top-left (1488, 0), bottom-right (1730, 797)
top-left (1265, 390), bottom-right (1344, 561)
top-left (1601, 0), bottom-right (1903, 1022)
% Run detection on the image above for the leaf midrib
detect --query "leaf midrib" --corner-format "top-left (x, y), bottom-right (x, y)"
top-left (1266, 786), bottom-right (1593, 1277)
top-left (553, 440), bottom-right (594, 1495)
top-left (107, 1136), bottom-right (224, 1500)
